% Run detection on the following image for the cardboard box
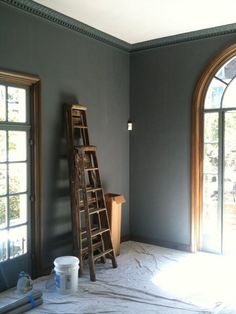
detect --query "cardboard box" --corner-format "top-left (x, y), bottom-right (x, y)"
top-left (105, 193), bottom-right (125, 256)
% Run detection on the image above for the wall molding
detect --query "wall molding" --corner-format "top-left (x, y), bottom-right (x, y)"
top-left (132, 23), bottom-right (236, 52)
top-left (2, 0), bottom-right (236, 52)
top-left (1, 0), bottom-right (131, 52)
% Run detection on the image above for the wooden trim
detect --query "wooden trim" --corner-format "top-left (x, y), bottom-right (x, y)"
top-left (31, 81), bottom-right (42, 277)
top-left (0, 69), bottom-right (42, 277)
top-left (191, 43), bottom-right (236, 252)
top-left (0, 70), bottom-right (40, 86)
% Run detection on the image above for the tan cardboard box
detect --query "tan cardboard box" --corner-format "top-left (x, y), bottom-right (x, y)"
top-left (105, 193), bottom-right (126, 256)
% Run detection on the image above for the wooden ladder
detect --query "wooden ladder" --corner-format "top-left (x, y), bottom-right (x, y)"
top-left (65, 104), bottom-right (117, 281)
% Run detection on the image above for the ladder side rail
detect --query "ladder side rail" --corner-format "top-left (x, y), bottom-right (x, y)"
top-left (65, 107), bottom-right (81, 259)
top-left (78, 149), bottom-right (96, 281)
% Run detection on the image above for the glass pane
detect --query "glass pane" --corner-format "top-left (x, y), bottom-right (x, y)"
top-left (0, 85), bottom-right (6, 121)
top-left (0, 164), bottom-right (7, 195)
top-left (9, 225), bottom-right (27, 258)
top-left (202, 174), bottom-right (221, 252)
top-left (0, 229), bottom-right (8, 262)
top-left (7, 87), bottom-right (26, 122)
top-left (8, 131), bottom-right (27, 161)
top-left (0, 197), bottom-right (7, 228)
top-left (203, 144), bottom-right (218, 174)
top-left (216, 56), bottom-right (236, 82)
top-left (0, 130), bottom-right (6, 162)
top-left (223, 111), bottom-right (236, 254)
top-left (9, 194), bottom-right (27, 226)
top-left (9, 163), bottom-right (27, 194)
top-left (222, 77), bottom-right (236, 109)
top-left (204, 112), bottom-right (218, 143)
top-left (204, 78), bottom-right (226, 109)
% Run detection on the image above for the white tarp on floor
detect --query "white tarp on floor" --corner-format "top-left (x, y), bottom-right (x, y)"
top-left (1, 241), bottom-right (236, 313)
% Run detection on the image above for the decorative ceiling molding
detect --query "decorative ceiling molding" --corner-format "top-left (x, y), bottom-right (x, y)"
top-left (1, 0), bottom-right (131, 52)
top-left (2, 0), bottom-right (236, 53)
top-left (132, 23), bottom-right (236, 52)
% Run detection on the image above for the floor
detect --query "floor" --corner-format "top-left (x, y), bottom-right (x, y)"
top-left (1, 241), bottom-right (236, 313)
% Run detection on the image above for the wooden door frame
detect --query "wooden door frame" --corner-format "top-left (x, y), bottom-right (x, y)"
top-left (191, 43), bottom-right (236, 252)
top-left (0, 69), bottom-right (42, 277)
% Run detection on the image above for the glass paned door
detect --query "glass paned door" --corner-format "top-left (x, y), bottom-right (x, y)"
top-left (0, 83), bottom-right (32, 289)
top-left (201, 55), bottom-right (236, 254)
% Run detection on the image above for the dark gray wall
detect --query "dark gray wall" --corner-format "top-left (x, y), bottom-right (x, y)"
top-left (0, 3), bottom-right (130, 270)
top-left (1, 0), bottom-right (236, 274)
top-left (130, 35), bottom-right (236, 250)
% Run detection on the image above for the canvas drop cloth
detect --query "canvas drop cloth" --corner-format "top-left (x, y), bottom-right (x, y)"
top-left (1, 241), bottom-right (236, 313)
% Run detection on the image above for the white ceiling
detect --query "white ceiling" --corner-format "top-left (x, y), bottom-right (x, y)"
top-left (34, 0), bottom-right (236, 44)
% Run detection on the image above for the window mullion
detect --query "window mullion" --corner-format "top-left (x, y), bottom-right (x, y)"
top-left (218, 110), bottom-right (224, 253)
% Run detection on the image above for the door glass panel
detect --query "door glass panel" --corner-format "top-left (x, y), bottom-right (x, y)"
top-left (202, 174), bottom-right (221, 252)
top-left (0, 130), bottom-right (6, 162)
top-left (222, 77), bottom-right (236, 109)
top-left (203, 144), bottom-right (218, 173)
top-left (204, 113), bottom-right (219, 143)
top-left (9, 194), bottom-right (27, 226)
top-left (204, 78), bottom-right (226, 109)
top-left (202, 112), bottom-right (220, 252)
top-left (223, 111), bottom-right (236, 254)
top-left (9, 163), bottom-right (27, 194)
top-left (0, 85), bottom-right (6, 122)
top-left (7, 87), bottom-right (26, 123)
top-left (8, 131), bottom-right (27, 162)
top-left (9, 225), bottom-right (27, 258)
top-left (0, 164), bottom-right (7, 195)
top-left (0, 229), bottom-right (8, 262)
top-left (0, 197), bottom-right (7, 228)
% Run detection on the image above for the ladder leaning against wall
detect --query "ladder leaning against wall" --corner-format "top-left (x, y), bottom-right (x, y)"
top-left (65, 104), bottom-right (117, 281)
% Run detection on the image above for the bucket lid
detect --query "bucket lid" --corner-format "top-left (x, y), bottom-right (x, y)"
top-left (54, 256), bottom-right (79, 267)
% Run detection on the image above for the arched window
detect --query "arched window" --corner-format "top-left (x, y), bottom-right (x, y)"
top-left (192, 44), bottom-right (236, 254)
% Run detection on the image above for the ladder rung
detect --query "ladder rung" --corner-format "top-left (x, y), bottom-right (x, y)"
top-left (80, 207), bottom-right (106, 215)
top-left (89, 207), bottom-right (106, 215)
top-left (80, 197), bottom-right (97, 208)
top-left (86, 187), bottom-right (102, 193)
top-left (85, 167), bottom-right (99, 171)
top-left (81, 225), bottom-right (98, 236)
top-left (75, 146), bottom-right (96, 152)
top-left (92, 228), bottom-right (110, 238)
top-left (78, 187), bottom-right (102, 192)
top-left (82, 240), bottom-right (102, 254)
top-left (73, 125), bottom-right (88, 129)
top-left (94, 249), bottom-right (113, 261)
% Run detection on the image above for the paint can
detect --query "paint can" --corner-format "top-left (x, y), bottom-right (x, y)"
top-left (54, 256), bottom-right (79, 294)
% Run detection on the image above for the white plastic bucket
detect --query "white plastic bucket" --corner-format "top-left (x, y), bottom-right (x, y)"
top-left (54, 256), bottom-right (79, 294)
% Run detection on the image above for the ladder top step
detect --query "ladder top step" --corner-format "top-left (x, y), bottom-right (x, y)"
top-left (71, 104), bottom-right (87, 111)
top-left (75, 146), bottom-right (96, 152)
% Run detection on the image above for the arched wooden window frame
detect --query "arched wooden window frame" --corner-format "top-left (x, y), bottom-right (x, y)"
top-left (191, 43), bottom-right (236, 252)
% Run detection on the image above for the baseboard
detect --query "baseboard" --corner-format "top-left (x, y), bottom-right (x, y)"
top-left (129, 236), bottom-right (191, 252)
